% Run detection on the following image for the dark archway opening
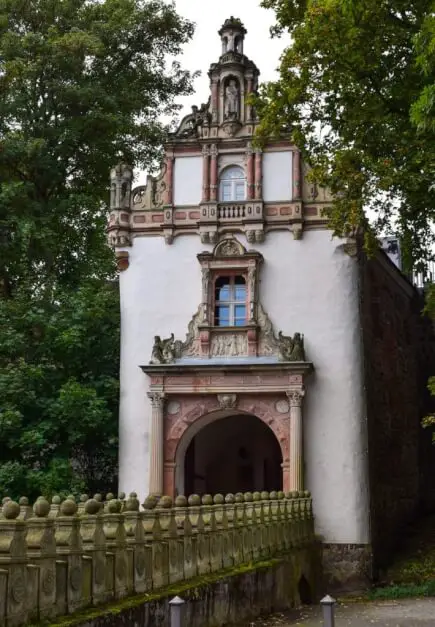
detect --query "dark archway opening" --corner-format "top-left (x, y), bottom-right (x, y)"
top-left (184, 413), bottom-right (282, 496)
top-left (298, 575), bottom-right (312, 605)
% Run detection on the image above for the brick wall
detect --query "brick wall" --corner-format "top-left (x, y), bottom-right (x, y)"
top-left (359, 251), bottom-right (435, 574)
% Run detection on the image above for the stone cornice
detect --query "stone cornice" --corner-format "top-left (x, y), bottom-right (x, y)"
top-left (141, 361), bottom-right (313, 377)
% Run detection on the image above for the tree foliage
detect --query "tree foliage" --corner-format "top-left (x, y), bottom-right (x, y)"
top-left (255, 0), bottom-right (435, 271)
top-left (0, 0), bottom-right (195, 498)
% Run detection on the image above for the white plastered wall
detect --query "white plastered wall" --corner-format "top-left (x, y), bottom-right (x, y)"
top-left (173, 156), bottom-right (202, 205)
top-left (263, 151), bottom-right (293, 201)
top-left (118, 229), bottom-right (370, 545)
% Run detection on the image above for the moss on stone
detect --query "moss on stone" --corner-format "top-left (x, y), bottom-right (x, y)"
top-left (31, 558), bottom-right (284, 626)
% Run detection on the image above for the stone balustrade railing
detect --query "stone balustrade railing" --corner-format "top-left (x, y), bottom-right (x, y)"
top-left (0, 490), bottom-right (314, 626)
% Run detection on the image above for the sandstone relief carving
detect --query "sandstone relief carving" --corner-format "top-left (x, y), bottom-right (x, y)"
top-left (217, 394), bottom-right (238, 409)
top-left (210, 333), bottom-right (247, 357)
top-left (149, 297), bottom-right (306, 364)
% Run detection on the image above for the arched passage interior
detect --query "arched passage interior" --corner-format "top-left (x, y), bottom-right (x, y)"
top-left (180, 412), bottom-right (283, 496)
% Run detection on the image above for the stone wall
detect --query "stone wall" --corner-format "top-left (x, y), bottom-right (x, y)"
top-left (360, 251), bottom-right (435, 575)
top-left (0, 490), bottom-right (316, 627)
top-left (63, 556), bottom-right (319, 627)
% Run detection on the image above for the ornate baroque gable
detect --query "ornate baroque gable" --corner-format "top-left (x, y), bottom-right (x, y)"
top-left (149, 237), bottom-right (306, 363)
top-left (106, 17), bottom-right (334, 267)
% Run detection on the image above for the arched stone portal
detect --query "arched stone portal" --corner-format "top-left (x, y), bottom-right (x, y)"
top-left (182, 413), bottom-right (283, 496)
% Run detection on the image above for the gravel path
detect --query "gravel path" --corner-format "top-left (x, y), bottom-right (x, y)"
top-left (245, 598), bottom-right (435, 626)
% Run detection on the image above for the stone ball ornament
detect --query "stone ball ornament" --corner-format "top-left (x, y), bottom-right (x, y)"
top-left (2, 500), bottom-right (20, 519)
top-left (188, 494), bottom-right (201, 506)
top-left (84, 499), bottom-right (101, 516)
top-left (175, 495), bottom-right (188, 507)
top-left (107, 499), bottom-right (122, 514)
top-left (33, 498), bottom-right (50, 518)
top-left (60, 499), bottom-right (78, 516)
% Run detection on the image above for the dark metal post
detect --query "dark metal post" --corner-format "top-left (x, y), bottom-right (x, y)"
top-left (169, 595), bottom-right (185, 627)
top-left (320, 594), bottom-right (336, 627)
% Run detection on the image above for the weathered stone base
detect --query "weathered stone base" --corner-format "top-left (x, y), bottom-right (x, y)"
top-left (51, 551), bottom-right (321, 627)
top-left (322, 543), bottom-right (373, 592)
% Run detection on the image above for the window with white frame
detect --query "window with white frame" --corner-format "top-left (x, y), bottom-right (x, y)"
top-left (219, 165), bottom-right (246, 202)
top-left (214, 275), bottom-right (247, 327)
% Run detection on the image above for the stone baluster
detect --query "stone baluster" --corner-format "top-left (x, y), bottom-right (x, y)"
top-left (210, 495), bottom-right (224, 572)
top-left (142, 496), bottom-right (158, 591)
top-left (48, 495), bottom-right (61, 519)
top-left (0, 501), bottom-right (28, 626)
top-left (93, 494), bottom-right (104, 515)
top-left (259, 492), bottom-right (270, 559)
top-left (17, 497), bottom-right (32, 521)
top-left (291, 496), bottom-right (301, 547)
top-left (123, 493), bottom-right (144, 594)
top-left (104, 493), bottom-right (115, 514)
top-left (77, 494), bottom-right (88, 516)
top-left (252, 492), bottom-right (264, 560)
top-left (187, 495), bottom-right (203, 576)
top-left (149, 500), bottom-right (167, 589)
top-left (233, 493), bottom-right (246, 566)
top-left (287, 389), bottom-right (305, 492)
top-left (118, 492), bottom-right (126, 512)
top-left (197, 495), bottom-right (212, 575)
top-left (243, 493), bottom-right (255, 563)
top-left (54, 498), bottom-right (84, 614)
top-left (175, 496), bottom-right (195, 580)
top-left (284, 493), bottom-right (295, 549)
top-left (147, 391), bottom-right (165, 497)
top-left (80, 498), bottom-right (108, 606)
top-left (222, 494), bottom-right (235, 569)
top-left (102, 500), bottom-right (128, 600)
top-left (26, 498), bottom-right (57, 621)
top-left (157, 496), bottom-right (179, 586)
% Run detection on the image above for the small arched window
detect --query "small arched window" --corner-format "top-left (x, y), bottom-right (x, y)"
top-left (219, 166), bottom-right (246, 202)
top-left (214, 275), bottom-right (247, 327)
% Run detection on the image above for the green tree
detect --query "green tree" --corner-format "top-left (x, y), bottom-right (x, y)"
top-left (0, 0), bottom-right (195, 499)
top-left (255, 0), bottom-right (435, 271)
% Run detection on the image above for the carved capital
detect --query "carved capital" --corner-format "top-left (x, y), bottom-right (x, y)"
top-left (286, 389), bottom-right (305, 408)
top-left (202, 144), bottom-right (210, 156)
top-left (217, 394), bottom-right (238, 410)
top-left (147, 391), bottom-right (166, 409)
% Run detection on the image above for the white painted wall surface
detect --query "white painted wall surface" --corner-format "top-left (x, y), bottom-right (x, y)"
top-left (173, 156), bottom-right (202, 205)
top-left (262, 151), bottom-right (293, 201)
top-left (118, 229), bottom-right (369, 545)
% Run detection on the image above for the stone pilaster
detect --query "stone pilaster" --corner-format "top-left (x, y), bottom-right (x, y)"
top-left (246, 144), bottom-right (254, 200)
top-left (209, 145), bottom-right (218, 201)
top-left (147, 391), bottom-right (166, 497)
top-left (164, 155), bottom-right (174, 206)
top-left (254, 149), bottom-right (263, 200)
top-left (292, 149), bottom-right (301, 200)
top-left (202, 145), bottom-right (210, 202)
top-left (286, 389), bottom-right (305, 492)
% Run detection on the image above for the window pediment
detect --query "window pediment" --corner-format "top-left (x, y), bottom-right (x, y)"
top-left (149, 237), bottom-right (307, 364)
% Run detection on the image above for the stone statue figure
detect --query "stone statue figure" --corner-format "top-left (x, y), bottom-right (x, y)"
top-left (150, 336), bottom-right (164, 364)
top-left (224, 80), bottom-right (239, 119)
top-left (277, 331), bottom-right (306, 362)
top-left (150, 334), bottom-right (177, 364)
